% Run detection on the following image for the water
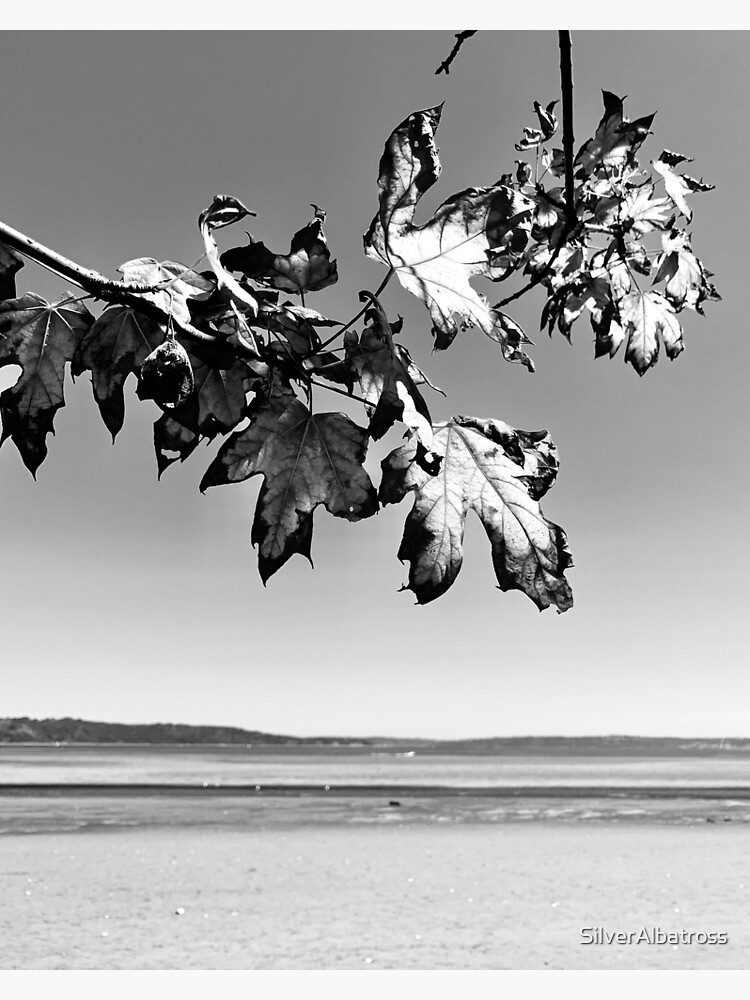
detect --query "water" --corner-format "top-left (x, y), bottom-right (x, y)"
top-left (2, 744), bottom-right (750, 789)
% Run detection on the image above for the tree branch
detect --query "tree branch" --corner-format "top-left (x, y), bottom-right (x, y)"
top-left (558, 30), bottom-right (576, 229)
top-left (435, 31), bottom-right (477, 75)
top-left (0, 218), bottom-right (219, 344)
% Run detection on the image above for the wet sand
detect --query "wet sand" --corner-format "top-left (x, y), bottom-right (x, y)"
top-left (1, 798), bottom-right (748, 969)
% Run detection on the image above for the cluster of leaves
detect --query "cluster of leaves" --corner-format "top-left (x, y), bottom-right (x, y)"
top-left (510, 92), bottom-right (719, 373)
top-left (0, 92), bottom-right (717, 611)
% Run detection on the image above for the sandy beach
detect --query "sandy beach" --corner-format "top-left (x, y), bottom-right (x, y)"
top-left (1, 803), bottom-right (748, 970)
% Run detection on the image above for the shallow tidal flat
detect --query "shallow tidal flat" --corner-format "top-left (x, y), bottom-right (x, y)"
top-left (1, 818), bottom-right (748, 970)
top-left (2, 747), bottom-right (750, 969)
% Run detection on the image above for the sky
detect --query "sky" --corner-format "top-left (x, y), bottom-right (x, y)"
top-left (0, 30), bottom-right (748, 739)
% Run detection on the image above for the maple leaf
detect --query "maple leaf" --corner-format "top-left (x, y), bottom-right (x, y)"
top-left (0, 293), bottom-right (94, 474)
top-left (221, 218), bottom-right (338, 295)
top-left (364, 105), bottom-right (535, 368)
top-left (72, 305), bottom-right (165, 438)
top-left (616, 289), bottom-right (683, 374)
top-left (653, 150), bottom-right (715, 223)
top-left (379, 415), bottom-right (573, 611)
top-left (575, 92), bottom-right (655, 178)
top-left (0, 243), bottom-right (23, 300)
top-left (200, 390), bottom-right (378, 582)
top-left (653, 230), bottom-right (720, 312)
top-left (346, 294), bottom-right (434, 449)
top-left (594, 182), bottom-right (672, 234)
top-left (118, 258), bottom-right (215, 328)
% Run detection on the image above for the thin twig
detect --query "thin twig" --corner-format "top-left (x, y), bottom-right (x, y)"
top-left (435, 31), bottom-right (477, 75)
top-left (314, 268), bottom-right (394, 353)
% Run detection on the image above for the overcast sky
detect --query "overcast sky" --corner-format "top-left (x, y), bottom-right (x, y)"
top-left (0, 30), bottom-right (747, 739)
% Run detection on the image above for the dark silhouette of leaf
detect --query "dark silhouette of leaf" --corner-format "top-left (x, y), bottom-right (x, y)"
top-left (72, 306), bottom-right (164, 438)
top-left (0, 243), bottom-right (23, 300)
top-left (201, 391), bottom-right (378, 582)
top-left (380, 416), bottom-right (573, 610)
top-left (364, 105), bottom-right (535, 367)
top-left (0, 293), bottom-right (94, 473)
top-left (221, 219), bottom-right (338, 295)
top-left (154, 413), bottom-right (200, 478)
top-left (156, 337), bottom-right (258, 440)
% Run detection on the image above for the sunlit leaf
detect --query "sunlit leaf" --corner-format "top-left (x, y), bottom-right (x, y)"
top-left (617, 289), bottom-right (683, 374)
top-left (653, 151), bottom-right (715, 223)
top-left (653, 230), bottom-right (720, 312)
top-left (595, 182), bottom-right (672, 234)
top-left (380, 415), bottom-right (573, 610)
top-left (364, 105), bottom-right (535, 367)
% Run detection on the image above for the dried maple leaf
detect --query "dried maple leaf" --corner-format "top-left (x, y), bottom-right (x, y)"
top-left (200, 390), bottom-right (378, 581)
top-left (0, 293), bottom-right (94, 473)
top-left (364, 105), bottom-right (535, 367)
top-left (380, 415), bottom-right (573, 611)
top-left (221, 218), bottom-right (338, 295)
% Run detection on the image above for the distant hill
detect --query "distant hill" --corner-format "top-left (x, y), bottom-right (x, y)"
top-left (0, 717), bottom-right (371, 746)
top-left (1, 718), bottom-right (749, 755)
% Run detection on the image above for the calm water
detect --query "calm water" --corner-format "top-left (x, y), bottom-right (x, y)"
top-left (2, 745), bottom-right (750, 788)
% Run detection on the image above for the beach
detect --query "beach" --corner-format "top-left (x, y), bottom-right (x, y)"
top-left (2, 746), bottom-right (749, 970)
top-left (1, 796), bottom-right (748, 970)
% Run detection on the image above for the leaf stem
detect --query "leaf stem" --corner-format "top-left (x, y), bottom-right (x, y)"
top-left (315, 267), bottom-right (394, 352)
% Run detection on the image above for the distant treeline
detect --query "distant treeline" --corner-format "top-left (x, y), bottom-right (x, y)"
top-left (0, 718), bottom-right (747, 755)
top-left (0, 717), bottom-right (367, 746)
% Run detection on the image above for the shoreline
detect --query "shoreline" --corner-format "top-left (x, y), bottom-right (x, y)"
top-left (2, 782), bottom-right (750, 799)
